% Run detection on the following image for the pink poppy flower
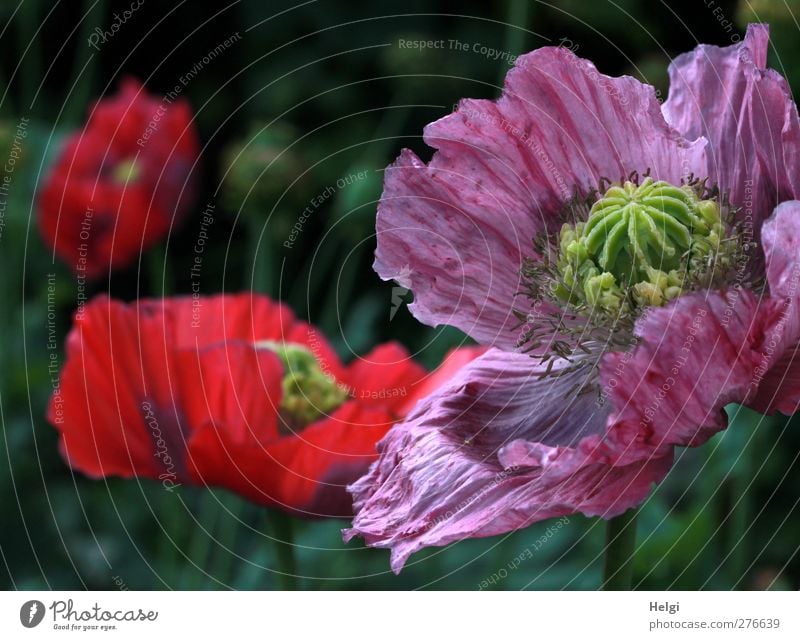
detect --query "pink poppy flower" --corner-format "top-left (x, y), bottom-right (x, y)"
top-left (345, 24), bottom-right (800, 572)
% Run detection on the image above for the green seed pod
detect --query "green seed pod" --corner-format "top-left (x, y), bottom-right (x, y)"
top-left (552, 177), bottom-right (730, 314)
top-left (255, 341), bottom-right (348, 431)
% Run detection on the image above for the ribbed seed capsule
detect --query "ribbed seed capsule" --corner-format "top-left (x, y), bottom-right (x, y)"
top-left (554, 177), bottom-right (728, 314)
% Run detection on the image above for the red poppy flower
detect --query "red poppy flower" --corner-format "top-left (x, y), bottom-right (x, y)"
top-left (47, 293), bottom-right (479, 516)
top-left (38, 78), bottom-right (199, 279)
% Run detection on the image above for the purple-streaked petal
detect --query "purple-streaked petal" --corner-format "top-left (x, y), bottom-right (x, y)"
top-left (598, 289), bottom-right (781, 460)
top-left (750, 200), bottom-right (800, 414)
top-left (663, 24), bottom-right (800, 256)
top-left (376, 45), bottom-right (706, 349)
top-left (762, 201), bottom-right (800, 307)
top-left (344, 348), bottom-right (672, 572)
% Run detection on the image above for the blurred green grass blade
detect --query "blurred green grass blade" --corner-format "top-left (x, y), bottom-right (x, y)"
top-left (17, 0), bottom-right (43, 112)
top-left (63, 0), bottom-right (107, 126)
top-left (500, 0), bottom-right (530, 84)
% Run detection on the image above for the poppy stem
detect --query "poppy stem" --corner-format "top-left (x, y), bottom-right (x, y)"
top-left (210, 496), bottom-right (248, 585)
top-left (183, 492), bottom-right (222, 589)
top-left (17, 0), bottom-right (42, 113)
top-left (245, 216), bottom-right (274, 295)
top-left (500, 0), bottom-right (530, 85)
top-left (64, 0), bottom-right (106, 125)
top-left (265, 509), bottom-right (298, 590)
top-left (724, 405), bottom-right (768, 586)
top-left (601, 508), bottom-right (638, 590)
top-left (147, 242), bottom-right (172, 297)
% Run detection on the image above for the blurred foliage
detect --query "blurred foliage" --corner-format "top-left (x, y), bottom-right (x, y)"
top-left (0, 0), bottom-right (798, 590)
top-left (737, 0), bottom-right (800, 78)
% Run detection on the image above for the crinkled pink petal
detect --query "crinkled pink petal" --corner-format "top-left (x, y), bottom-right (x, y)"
top-left (600, 199), bottom-right (800, 451)
top-left (597, 289), bottom-right (783, 461)
top-left (376, 45), bottom-right (706, 349)
top-left (761, 201), bottom-right (800, 307)
top-left (344, 348), bottom-right (672, 572)
top-left (399, 345), bottom-right (488, 415)
top-left (663, 24), bottom-right (800, 253)
top-left (749, 200), bottom-right (800, 414)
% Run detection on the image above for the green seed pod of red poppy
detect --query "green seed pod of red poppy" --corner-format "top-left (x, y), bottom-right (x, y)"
top-left (256, 341), bottom-right (348, 429)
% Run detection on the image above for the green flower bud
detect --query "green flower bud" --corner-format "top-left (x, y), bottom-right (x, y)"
top-left (221, 122), bottom-right (306, 220)
top-left (584, 271), bottom-right (623, 313)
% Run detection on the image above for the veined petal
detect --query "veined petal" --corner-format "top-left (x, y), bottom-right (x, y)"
top-left (601, 197), bottom-right (800, 448)
top-left (663, 24), bottom-right (800, 260)
top-left (376, 45), bottom-right (705, 350)
top-left (345, 348), bottom-right (672, 572)
top-left (599, 289), bottom-right (783, 460)
top-left (750, 200), bottom-right (800, 414)
top-left (400, 345), bottom-right (488, 415)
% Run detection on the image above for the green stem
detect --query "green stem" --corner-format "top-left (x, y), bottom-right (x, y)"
top-left (244, 216), bottom-right (272, 294)
top-left (154, 491), bottom-right (185, 588)
top-left (264, 509), bottom-right (298, 590)
top-left (319, 242), bottom-right (364, 336)
top-left (64, 0), bottom-right (106, 125)
top-left (724, 405), bottom-right (770, 585)
top-left (147, 242), bottom-right (172, 297)
top-left (17, 0), bottom-right (42, 112)
top-left (317, 100), bottom-right (410, 331)
top-left (183, 493), bottom-right (221, 590)
top-left (213, 498), bottom-right (248, 585)
top-left (728, 407), bottom-right (749, 584)
top-left (500, 0), bottom-right (529, 84)
top-left (602, 508), bottom-right (638, 590)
